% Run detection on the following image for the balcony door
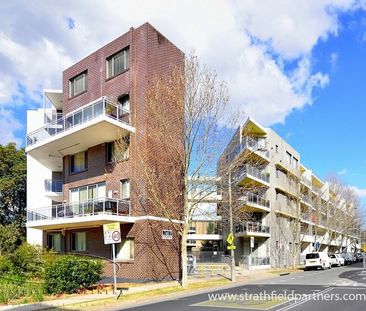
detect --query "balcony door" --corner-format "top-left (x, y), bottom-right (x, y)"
top-left (69, 182), bottom-right (106, 216)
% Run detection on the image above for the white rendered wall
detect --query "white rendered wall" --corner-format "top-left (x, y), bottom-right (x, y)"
top-left (26, 109), bottom-right (54, 246)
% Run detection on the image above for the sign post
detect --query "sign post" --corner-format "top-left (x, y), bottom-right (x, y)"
top-left (103, 222), bottom-right (121, 295)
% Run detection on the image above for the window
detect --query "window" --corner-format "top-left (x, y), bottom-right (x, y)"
top-left (69, 72), bottom-right (87, 97)
top-left (116, 238), bottom-right (134, 260)
top-left (107, 48), bottom-right (129, 79)
top-left (286, 151), bottom-right (292, 164)
top-left (47, 234), bottom-right (62, 252)
top-left (120, 179), bottom-right (130, 199)
top-left (293, 157), bottom-right (299, 169)
top-left (70, 182), bottom-right (106, 202)
top-left (118, 94), bottom-right (130, 112)
top-left (70, 151), bottom-right (87, 173)
top-left (71, 232), bottom-right (86, 251)
top-left (105, 136), bottom-right (130, 163)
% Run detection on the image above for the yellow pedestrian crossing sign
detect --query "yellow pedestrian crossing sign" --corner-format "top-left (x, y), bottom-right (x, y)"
top-left (227, 233), bottom-right (234, 245)
top-left (227, 245), bottom-right (236, 250)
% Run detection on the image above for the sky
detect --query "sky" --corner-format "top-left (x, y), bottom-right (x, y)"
top-left (0, 0), bottom-right (366, 197)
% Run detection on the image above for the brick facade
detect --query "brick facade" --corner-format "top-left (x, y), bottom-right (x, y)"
top-left (46, 23), bottom-right (184, 282)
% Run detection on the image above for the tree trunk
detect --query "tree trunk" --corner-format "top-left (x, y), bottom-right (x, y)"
top-left (180, 221), bottom-right (189, 287)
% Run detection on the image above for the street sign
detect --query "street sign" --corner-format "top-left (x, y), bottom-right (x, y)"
top-left (103, 222), bottom-right (121, 245)
top-left (103, 222), bottom-right (121, 296)
top-left (227, 245), bottom-right (236, 250)
top-left (227, 233), bottom-right (234, 245)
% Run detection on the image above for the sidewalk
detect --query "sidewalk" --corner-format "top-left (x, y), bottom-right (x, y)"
top-left (0, 267), bottom-right (299, 310)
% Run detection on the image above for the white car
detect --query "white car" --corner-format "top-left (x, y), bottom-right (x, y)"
top-left (328, 253), bottom-right (341, 267)
top-left (305, 252), bottom-right (332, 270)
top-left (335, 253), bottom-right (345, 266)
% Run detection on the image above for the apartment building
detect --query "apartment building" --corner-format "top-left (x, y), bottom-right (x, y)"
top-left (218, 117), bottom-right (361, 270)
top-left (187, 177), bottom-right (223, 261)
top-left (25, 23), bottom-right (184, 281)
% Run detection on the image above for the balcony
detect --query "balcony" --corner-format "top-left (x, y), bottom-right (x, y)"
top-left (300, 176), bottom-right (312, 188)
top-left (235, 165), bottom-right (270, 187)
top-left (44, 179), bottom-right (62, 193)
top-left (27, 198), bottom-right (132, 230)
top-left (44, 179), bottom-right (62, 200)
top-left (26, 97), bottom-right (135, 171)
top-left (235, 221), bottom-right (270, 238)
top-left (300, 194), bottom-right (312, 206)
top-left (238, 193), bottom-right (270, 212)
top-left (227, 136), bottom-right (269, 163)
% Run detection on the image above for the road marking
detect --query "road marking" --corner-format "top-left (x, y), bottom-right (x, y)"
top-left (276, 287), bottom-right (334, 311)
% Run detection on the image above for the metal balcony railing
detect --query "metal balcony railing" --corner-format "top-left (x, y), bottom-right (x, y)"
top-left (301, 194), bottom-right (312, 205)
top-left (227, 136), bottom-right (269, 163)
top-left (301, 212), bottom-right (310, 221)
top-left (235, 221), bottom-right (270, 235)
top-left (235, 165), bottom-right (269, 184)
top-left (300, 176), bottom-right (311, 187)
top-left (27, 198), bottom-right (130, 222)
top-left (239, 193), bottom-right (270, 209)
top-left (27, 97), bottom-right (131, 146)
top-left (44, 179), bottom-right (63, 193)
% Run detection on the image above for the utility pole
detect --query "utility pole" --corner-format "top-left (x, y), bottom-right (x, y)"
top-left (228, 169), bottom-right (236, 282)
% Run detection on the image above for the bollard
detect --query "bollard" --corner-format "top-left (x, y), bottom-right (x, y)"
top-left (363, 256), bottom-right (366, 271)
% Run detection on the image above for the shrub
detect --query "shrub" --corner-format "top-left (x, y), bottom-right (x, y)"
top-left (0, 255), bottom-right (13, 276)
top-left (10, 243), bottom-right (43, 278)
top-left (44, 255), bottom-right (103, 294)
top-left (0, 282), bottom-right (20, 304)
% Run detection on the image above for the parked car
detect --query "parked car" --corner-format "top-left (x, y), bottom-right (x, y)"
top-left (335, 253), bottom-right (345, 266)
top-left (305, 252), bottom-right (332, 270)
top-left (355, 253), bottom-right (364, 262)
top-left (328, 253), bottom-right (341, 267)
top-left (340, 252), bottom-right (355, 265)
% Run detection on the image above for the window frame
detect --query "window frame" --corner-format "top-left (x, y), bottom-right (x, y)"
top-left (71, 232), bottom-right (87, 252)
top-left (69, 151), bottom-right (88, 174)
top-left (69, 71), bottom-right (87, 98)
top-left (106, 47), bottom-right (129, 79)
top-left (120, 179), bottom-right (130, 200)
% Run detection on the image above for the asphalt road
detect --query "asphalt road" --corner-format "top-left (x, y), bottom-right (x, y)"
top-left (115, 262), bottom-right (366, 311)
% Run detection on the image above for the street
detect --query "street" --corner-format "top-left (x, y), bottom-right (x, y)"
top-left (117, 262), bottom-right (366, 311)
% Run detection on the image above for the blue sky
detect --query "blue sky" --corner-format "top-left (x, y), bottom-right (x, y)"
top-left (0, 0), bottom-right (366, 196)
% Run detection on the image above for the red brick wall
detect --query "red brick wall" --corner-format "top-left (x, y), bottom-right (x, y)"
top-left (62, 220), bottom-right (180, 281)
top-left (58, 23), bottom-right (184, 281)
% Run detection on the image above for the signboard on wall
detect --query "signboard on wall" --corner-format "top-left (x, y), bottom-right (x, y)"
top-left (162, 230), bottom-right (173, 240)
top-left (103, 222), bottom-right (121, 244)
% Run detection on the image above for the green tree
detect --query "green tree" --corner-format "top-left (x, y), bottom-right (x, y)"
top-left (0, 143), bottom-right (26, 224)
top-left (0, 143), bottom-right (26, 254)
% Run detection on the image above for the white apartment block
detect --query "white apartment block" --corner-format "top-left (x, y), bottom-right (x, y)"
top-left (218, 117), bottom-right (361, 270)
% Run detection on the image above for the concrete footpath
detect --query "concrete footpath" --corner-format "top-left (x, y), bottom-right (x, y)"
top-left (0, 268), bottom-right (295, 310)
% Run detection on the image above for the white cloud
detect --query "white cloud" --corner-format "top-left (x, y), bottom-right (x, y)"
top-left (337, 168), bottom-right (347, 175)
top-left (350, 185), bottom-right (366, 198)
top-left (0, 0), bottom-right (363, 142)
top-left (0, 108), bottom-right (22, 146)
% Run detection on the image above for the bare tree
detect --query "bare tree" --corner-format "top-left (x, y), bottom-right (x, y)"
top-left (131, 54), bottom-right (230, 287)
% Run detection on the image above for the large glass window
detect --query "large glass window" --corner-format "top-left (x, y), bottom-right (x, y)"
top-left (71, 232), bottom-right (86, 252)
top-left (47, 233), bottom-right (62, 252)
top-left (116, 238), bottom-right (134, 260)
top-left (69, 72), bottom-right (87, 97)
top-left (106, 48), bottom-right (129, 79)
top-left (70, 182), bottom-right (106, 202)
top-left (70, 151), bottom-right (87, 173)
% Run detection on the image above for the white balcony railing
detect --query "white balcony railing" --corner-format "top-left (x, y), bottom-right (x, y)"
top-left (238, 193), bottom-right (270, 209)
top-left (227, 136), bottom-right (269, 163)
top-left (235, 165), bottom-right (269, 185)
top-left (44, 179), bottom-right (62, 193)
top-left (235, 221), bottom-right (270, 235)
top-left (27, 198), bottom-right (130, 222)
top-left (27, 97), bottom-right (130, 147)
